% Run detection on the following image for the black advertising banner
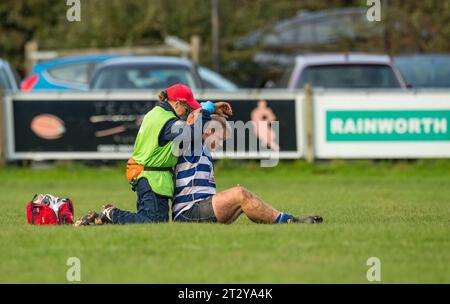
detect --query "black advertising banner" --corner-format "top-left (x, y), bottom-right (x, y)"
top-left (14, 99), bottom-right (156, 153)
top-left (10, 96), bottom-right (299, 159)
top-left (220, 99), bottom-right (298, 153)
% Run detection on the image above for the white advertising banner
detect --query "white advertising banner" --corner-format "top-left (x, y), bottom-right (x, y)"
top-left (313, 91), bottom-right (450, 159)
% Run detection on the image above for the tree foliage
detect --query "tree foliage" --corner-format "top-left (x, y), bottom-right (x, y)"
top-left (0, 0), bottom-right (449, 82)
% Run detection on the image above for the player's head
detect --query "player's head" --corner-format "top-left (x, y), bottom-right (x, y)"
top-left (159, 84), bottom-right (200, 120)
top-left (203, 114), bottom-right (231, 151)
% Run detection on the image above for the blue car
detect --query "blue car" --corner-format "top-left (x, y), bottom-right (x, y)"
top-left (21, 54), bottom-right (123, 91)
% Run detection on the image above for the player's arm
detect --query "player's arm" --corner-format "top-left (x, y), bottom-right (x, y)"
top-left (158, 103), bottom-right (213, 146)
top-left (199, 100), bottom-right (233, 119)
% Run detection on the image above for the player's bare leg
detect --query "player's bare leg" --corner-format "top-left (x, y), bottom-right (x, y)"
top-left (211, 185), bottom-right (322, 224)
top-left (211, 185), bottom-right (279, 224)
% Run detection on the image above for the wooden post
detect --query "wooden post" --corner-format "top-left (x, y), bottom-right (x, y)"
top-left (303, 83), bottom-right (315, 163)
top-left (190, 35), bottom-right (201, 66)
top-left (25, 40), bottom-right (39, 76)
top-left (0, 89), bottom-right (5, 166)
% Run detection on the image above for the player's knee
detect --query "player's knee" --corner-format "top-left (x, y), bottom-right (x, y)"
top-left (234, 186), bottom-right (252, 202)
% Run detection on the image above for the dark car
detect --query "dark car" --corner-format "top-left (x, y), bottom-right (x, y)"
top-left (89, 56), bottom-right (203, 90)
top-left (197, 66), bottom-right (238, 90)
top-left (395, 54), bottom-right (450, 89)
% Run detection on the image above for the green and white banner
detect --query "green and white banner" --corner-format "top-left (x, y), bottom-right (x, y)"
top-left (327, 110), bottom-right (450, 141)
top-left (314, 92), bottom-right (450, 159)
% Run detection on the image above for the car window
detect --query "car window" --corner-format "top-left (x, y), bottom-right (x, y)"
top-left (277, 64), bottom-right (295, 87)
top-left (297, 64), bottom-right (401, 89)
top-left (47, 62), bottom-right (90, 84)
top-left (202, 78), bottom-right (219, 89)
top-left (93, 65), bottom-right (198, 89)
top-left (87, 62), bottom-right (99, 82)
top-left (395, 56), bottom-right (450, 88)
top-left (198, 67), bottom-right (238, 90)
top-left (12, 68), bottom-right (20, 88)
top-left (0, 69), bottom-right (11, 89)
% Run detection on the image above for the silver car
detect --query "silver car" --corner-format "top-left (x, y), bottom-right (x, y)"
top-left (284, 53), bottom-right (408, 89)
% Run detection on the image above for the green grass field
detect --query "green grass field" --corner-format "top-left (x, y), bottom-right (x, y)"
top-left (0, 160), bottom-right (449, 283)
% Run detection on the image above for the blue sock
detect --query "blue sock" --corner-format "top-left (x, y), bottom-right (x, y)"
top-left (274, 212), bottom-right (292, 224)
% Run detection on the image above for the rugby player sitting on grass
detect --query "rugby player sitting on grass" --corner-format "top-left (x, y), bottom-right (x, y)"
top-left (172, 114), bottom-right (323, 224)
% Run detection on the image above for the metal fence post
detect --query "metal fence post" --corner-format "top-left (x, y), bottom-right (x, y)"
top-left (303, 83), bottom-right (315, 163)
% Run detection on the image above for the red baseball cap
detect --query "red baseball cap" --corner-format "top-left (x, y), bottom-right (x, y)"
top-left (166, 84), bottom-right (201, 110)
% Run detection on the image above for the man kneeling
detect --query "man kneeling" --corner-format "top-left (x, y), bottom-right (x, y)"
top-left (172, 115), bottom-right (323, 224)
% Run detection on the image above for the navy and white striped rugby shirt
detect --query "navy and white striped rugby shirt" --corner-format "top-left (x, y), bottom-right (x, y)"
top-left (172, 144), bottom-right (216, 219)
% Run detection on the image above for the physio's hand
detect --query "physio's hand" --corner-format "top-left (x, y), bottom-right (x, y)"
top-left (214, 101), bottom-right (233, 118)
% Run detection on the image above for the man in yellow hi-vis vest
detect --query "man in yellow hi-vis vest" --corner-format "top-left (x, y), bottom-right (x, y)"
top-left (95, 84), bottom-right (232, 224)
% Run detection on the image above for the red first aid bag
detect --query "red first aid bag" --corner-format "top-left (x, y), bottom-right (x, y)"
top-left (26, 194), bottom-right (74, 225)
